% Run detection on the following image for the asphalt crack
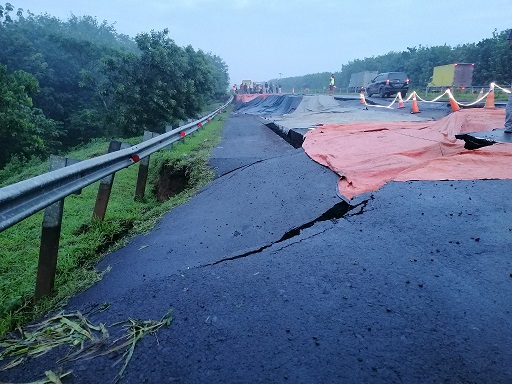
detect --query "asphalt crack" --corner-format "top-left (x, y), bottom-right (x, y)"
top-left (213, 152), bottom-right (300, 179)
top-left (345, 198), bottom-right (371, 217)
top-left (274, 226), bottom-right (333, 253)
top-left (208, 201), bottom-right (356, 266)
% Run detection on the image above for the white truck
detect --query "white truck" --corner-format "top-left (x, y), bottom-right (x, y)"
top-left (348, 71), bottom-right (378, 93)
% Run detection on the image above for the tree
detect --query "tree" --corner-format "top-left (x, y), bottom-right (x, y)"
top-left (99, 29), bottom-right (188, 135)
top-left (100, 29), bottom-right (228, 136)
top-left (0, 65), bottom-right (58, 167)
top-left (0, 4), bottom-right (231, 167)
top-left (205, 53), bottom-right (229, 100)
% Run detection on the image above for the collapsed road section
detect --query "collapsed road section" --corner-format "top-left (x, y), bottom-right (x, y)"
top-left (3, 96), bottom-right (512, 383)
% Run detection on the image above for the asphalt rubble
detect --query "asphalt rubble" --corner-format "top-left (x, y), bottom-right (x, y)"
top-left (1, 99), bottom-right (512, 384)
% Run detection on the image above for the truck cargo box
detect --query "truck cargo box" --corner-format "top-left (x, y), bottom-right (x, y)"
top-left (348, 71), bottom-right (378, 92)
top-left (427, 63), bottom-right (474, 91)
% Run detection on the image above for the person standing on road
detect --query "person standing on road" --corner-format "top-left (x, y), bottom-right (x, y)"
top-left (329, 74), bottom-right (335, 96)
top-left (505, 29), bottom-right (512, 133)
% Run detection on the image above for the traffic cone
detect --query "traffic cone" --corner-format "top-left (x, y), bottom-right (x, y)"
top-left (410, 92), bottom-right (420, 114)
top-left (397, 93), bottom-right (405, 109)
top-left (359, 92), bottom-right (366, 104)
top-left (448, 90), bottom-right (460, 112)
top-left (484, 84), bottom-right (495, 108)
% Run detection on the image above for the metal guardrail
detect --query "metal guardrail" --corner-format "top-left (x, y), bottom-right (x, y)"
top-left (0, 97), bottom-right (232, 232)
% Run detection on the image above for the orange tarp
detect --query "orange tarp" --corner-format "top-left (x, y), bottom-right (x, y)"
top-left (236, 94), bottom-right (268, 103)
top-left (302, 109), bottom-right (512, 200)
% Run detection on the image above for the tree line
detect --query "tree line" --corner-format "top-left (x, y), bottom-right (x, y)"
top-left (0, 3), bottom-right (229, 169)
top-left (274, 29), bottom-right (511, 93)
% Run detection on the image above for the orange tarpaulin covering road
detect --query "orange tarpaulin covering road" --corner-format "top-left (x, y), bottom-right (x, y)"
top-left (302, 109), bottom-right (512, 200)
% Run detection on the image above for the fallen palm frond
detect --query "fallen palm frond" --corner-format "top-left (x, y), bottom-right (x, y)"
top-left (11, 369), bottom-right (74, 384)
top-left (0, 309), bottom-right (173, 383)
top-left (105, 309), bottom-right (174, 383)
top-left (0, 312), bottom-right (108, 370)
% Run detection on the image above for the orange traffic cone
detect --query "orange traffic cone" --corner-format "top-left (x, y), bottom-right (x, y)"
top-left (448, 90), bottom-right (460, 112)
top-left (484, 84), bottom-right (495, 108)
top-left (397, 93), bottom-right (405, 109)
top-left (359, 92), bottom-right (366, 104)
top-left (410, 92), bottom-right (420, 114)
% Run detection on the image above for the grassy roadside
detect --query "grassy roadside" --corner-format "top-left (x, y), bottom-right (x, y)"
top-left (0, 106), bottom-right (231, 336)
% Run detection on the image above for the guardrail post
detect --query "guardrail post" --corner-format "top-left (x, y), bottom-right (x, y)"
top-left (135, 131), bottom-right (159, 201)
top-left (35, 156), bottom-right (78, 300)
top-left (164, 126), bottom-right (173, 150)
top-left (165, 123), bottom-right (183, 150)
top-left (92, 140), bottom-right (122, 221)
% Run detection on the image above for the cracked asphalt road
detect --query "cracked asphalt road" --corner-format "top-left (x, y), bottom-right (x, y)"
top-left (2, 113), bottom-right (512, 384)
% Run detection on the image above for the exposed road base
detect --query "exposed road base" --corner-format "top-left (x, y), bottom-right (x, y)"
top-left (455, 128), bottom-right (512, 149)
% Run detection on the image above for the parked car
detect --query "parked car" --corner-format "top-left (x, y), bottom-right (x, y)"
top-left (366, 72), bottom-right (409, 98)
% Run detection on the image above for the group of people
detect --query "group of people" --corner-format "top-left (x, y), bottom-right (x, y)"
top-left (231, 82), bottom-right (283, 95)
top-left (232, 83), bottom-right (262, 95)
top-left (263, 82), bottom-right (282, 94)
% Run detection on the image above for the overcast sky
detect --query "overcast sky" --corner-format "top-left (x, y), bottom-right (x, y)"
top-left (10, 0), bottom-right (512, 85)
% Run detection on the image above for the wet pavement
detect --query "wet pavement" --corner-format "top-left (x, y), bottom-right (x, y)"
top-left (1, 104), bottom-right (512, 384)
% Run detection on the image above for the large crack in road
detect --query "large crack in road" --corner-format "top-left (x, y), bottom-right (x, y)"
top-left (207, 199), bottom-right (370, 266)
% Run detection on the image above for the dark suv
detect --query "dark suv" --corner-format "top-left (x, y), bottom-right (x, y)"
top-left (366, 72), bottom-right (409, 98)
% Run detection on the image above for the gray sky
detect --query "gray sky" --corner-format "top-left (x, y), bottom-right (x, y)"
top-left (10, 0), bottom-right (512, 85)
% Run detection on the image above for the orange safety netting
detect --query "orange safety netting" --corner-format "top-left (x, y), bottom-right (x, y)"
top-left (302, 109), bottom-right (512, 200)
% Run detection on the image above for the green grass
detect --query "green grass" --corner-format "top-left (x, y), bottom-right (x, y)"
top-left (0, 107), bottom-right (230, 336)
